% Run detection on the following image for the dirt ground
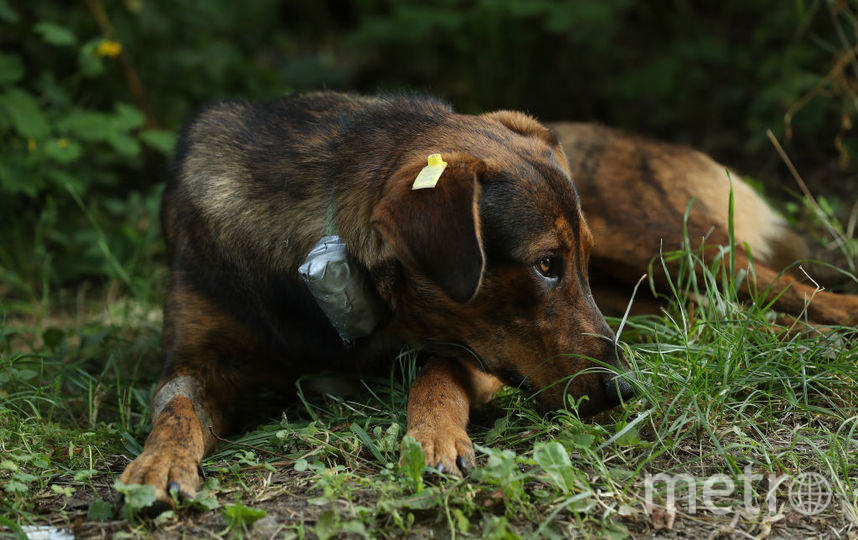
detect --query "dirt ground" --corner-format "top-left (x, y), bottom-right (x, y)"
top-left (14, 453), bottom-right (853, 540)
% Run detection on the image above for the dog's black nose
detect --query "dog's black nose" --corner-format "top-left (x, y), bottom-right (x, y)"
top-left (603, 372), bottom-right (635, 405)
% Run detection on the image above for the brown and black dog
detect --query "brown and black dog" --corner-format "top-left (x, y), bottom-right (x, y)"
top-left (120, 92), bottom-right (858, 505)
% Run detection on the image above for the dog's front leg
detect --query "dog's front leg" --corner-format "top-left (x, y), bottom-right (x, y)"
top-left (405, 358), bottom-right (502, 475)
top-left (119, 375), bottom-right (221, 507)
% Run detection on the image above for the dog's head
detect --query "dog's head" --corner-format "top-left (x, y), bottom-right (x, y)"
top-left (371, 110), bottom-right (633, 415)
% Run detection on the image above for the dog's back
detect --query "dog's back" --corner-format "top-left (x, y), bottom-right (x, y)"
top-left (164, 93), bottom-right (449, 269)
top-left (552, 122), bottom-right (807, 279)
top-left (551, 122), bottom-right (858, 325)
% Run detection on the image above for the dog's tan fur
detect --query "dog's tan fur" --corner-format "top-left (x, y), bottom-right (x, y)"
top-left (552, 122), bottom-right (858, 324)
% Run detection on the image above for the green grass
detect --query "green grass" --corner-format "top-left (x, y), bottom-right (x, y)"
top-left (1, 200), bottom-right (857, 539)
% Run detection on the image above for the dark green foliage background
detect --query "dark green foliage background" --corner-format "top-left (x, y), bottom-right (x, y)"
top-left (1, 0), bottom-right (855, 295)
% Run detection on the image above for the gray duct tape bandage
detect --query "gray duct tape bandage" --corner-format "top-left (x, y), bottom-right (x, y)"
top-left (298, 235), bottom-right (387, 344)
top-left (151, 375), bottom-right (214, 434)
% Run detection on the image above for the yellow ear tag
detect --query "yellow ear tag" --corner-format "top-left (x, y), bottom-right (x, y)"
top-left (411, 153), bottom-right (447, 190)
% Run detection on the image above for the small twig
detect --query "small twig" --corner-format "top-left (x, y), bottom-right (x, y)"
top-left (239, 460), bottom-right (295, 472)
top-left (783, 41), bottom-right (858, 140)
top-left (826, 0), bottom-right (858, 84)
top-left (799, 265), bottom-right (823, 293)
top-left (766, 130), bottom-right (847, 251)
top-left (83, 0), bottom-right (158, 129)
top-left (847, 200), bottom-right (858, 240)
top-left (786, 266), bottom-right (824, 336)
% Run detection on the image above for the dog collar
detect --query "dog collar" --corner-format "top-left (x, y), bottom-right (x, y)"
top-left (299, 235), bottom-right (388, 344)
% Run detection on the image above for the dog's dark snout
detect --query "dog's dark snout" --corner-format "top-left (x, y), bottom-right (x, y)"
top-left (603, 371), bottom-right (635, 405)
top-left (600, 336), bottom-right (634, 405)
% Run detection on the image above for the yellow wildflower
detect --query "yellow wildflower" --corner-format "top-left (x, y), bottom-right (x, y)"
top-left (96, 40), bottom-right (122, 58)
top-left (58, 138), bottom-right (70, 148)
top-left (27, 138), bottom-right (36, 152)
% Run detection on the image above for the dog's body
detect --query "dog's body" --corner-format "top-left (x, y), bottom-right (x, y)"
top-left (553, 122), bottom-right (858, 324)
top-left (120, 93), bottom-right (858, 504)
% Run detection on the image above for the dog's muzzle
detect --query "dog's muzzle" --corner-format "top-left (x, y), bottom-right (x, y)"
top-left (603, 371), bottom-right (636, 406)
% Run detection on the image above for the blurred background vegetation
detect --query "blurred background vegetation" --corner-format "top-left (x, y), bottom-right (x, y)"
top-left (1, 0), bottom-right (857, 308)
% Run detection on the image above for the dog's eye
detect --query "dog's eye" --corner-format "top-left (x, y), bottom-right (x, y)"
top-left (535, 256), bottom-right (558, 279)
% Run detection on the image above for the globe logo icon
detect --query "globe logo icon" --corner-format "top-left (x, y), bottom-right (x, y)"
top-left (788, 472), bottom-right (831, 516)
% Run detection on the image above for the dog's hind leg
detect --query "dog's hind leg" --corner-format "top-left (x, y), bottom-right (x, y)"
top-left (733, 250), bottom-right (858, 327)
top-left (405, 358), bottom-right (502, 476)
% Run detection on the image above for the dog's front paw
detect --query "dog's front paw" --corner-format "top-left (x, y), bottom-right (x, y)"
top-left (119, 445), bottom-right (204, 511)
top-left (405, 425), bottom-right (475, 476)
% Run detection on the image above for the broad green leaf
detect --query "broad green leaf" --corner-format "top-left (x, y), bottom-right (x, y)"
top-left (338, 520), bottom-right (369, 538)
top-left (378, 422), bottom-right (400, 454)
top-left (398, 435), bottom-right (425, 493)
top-left (57, 110), bottom-right (112, 141)
top-left (113, 103), bottom-right (144, 131)
top-left (153, 510), bottom-right (176, 526)
top-left (188, 485), bottom-right (220, 512)
top-left (565, 431), bottom-right (595, 449)
top-left (78, 42), bottom-right (105, 78)
top-left (12, 471), bottom-right (37, 484)
top-left (200, 477), bottom-right (220, 491)
top-left (51, 484), bottom-right (75, 497)
top-left (14, 368), bottom-right (38, 381)
top-left (612, 423), bottom-right (641, 446)
top-left (0, 52), bottom-right (23, 85)
top-left (0, 88), bottom-right (49, 138)
top-left (57, 107), bottom-right (141, 156)
top-left (44, 138), bottom-right (82, 163)
top-left (87, 499), bottom-right (113, 521)
top-left (4, 480), bottom-right (29, 493)
top-left (114, 480), bottom-right (157, 509)
top-left (533, 441), bottom-right (575, 493)
top-left (222, 502), bottom-right (266, 527)
top-left (109, 132), bottom-right (141, 156)
top-left (473, 445), bottom-right (518, 485)
top-left (34, 21), bottom-right (76, 46)
top-left (73, 469), bottom-right (97, 482)
top-left (139, 129), bottom-right (177, 154)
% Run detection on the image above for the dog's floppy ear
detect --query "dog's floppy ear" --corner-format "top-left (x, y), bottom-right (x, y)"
top-left (483, 110), bottom-right (571, 177)
top-left (372, 153), bottom-right (486, 303)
